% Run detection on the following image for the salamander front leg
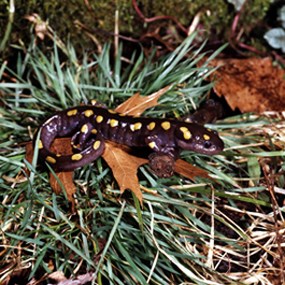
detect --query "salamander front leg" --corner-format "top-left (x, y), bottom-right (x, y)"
top-left (90, 99), bottom-right (107, 108)
top-left (145, 135), bottom-right (177, 155)
top-left (145, 135), bottom-right (179, 177)
top-left (148, 153), bottom-right (175, 178)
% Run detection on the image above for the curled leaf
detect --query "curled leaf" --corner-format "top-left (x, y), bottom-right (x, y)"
top-left (174, 159), bottom-right (212, 181)
top-left (206, 57), bottom-right (285, 112)
top-left (115, 85), bottom-right (172, 116)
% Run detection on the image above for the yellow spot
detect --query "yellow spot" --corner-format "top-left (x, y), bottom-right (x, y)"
top-left (71, 154), bottom-right (83, 161)
top-left (91, 99), bottom-right (97, 105)
top-left (147, 122), bottom-right (156, 131)
top-left (46, 156), bottom-right (56, 164)
top-left (118, 113), bottom-right (126, 117)
top-left (67, 109), bottom-right (78, 116)
top-left (148, 141), bottom-right (157, 149)
top-left (130, 122), bottom-right (142, 131)
top-left (91, 129), bottom-right (97, 134)
top-left (109, 119), bottom-right (119, 127)
top-left (84, 110), bottom-right (94, 117)
top-left (81, 124), bottom-right (89, 134)
top-left (108, 109), bottom-right (116, 114)
top-left (96, 115), bottom-right (104, 123)
top-left (38, 140), bottom-right (43, 149)
top-left (161, 121), bottom-right (171, 131)
top-left (203, 134), bottom-right (210, 140)
top-left (180, 127), bottom-right (192, 140)
top-left (93, 140), bottom-right (101, 150)
top-left (56, 154), bottom-right (62, 157)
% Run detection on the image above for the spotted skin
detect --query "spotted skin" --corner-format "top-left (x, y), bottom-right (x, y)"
top-left (36, 105), bottom-right (224, 171)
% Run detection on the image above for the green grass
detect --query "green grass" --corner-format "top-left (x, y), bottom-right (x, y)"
top-left (0, 34), bottom-right (284, 284)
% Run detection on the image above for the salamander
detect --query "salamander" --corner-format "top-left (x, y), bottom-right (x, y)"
top-left (36, 105), bottom-right (224, 171)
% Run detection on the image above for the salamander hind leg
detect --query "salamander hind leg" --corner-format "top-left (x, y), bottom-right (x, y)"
top-left (71, 122), bottom-right (98, 151)
top-left (41, 138), bottom-right (105, 171)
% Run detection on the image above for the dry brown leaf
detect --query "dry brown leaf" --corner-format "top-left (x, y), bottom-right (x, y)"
top-left (49, 171), bottom-right (76, 208)
top-left (48, 271), bottom-right (66, 282)
top-left (208, 57), bottom-right (285, 113)
top-left (102, 142), bottom-right (148, 203)
top-left (25, 138), bottom-right (77, 209)
top-left (174, 159), bottom-right (212, 181)
top-left (48, 271), bottom-right (94, 285)
top-left (115, 85), bottom-right (172, 115)
top-left (48, 138), bottom-right (77, 209)
top-left (25, 141), bottom-right (34, 169)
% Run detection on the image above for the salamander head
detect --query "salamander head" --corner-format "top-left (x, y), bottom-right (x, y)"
top-left (175, 123), bottom-right (224, 155)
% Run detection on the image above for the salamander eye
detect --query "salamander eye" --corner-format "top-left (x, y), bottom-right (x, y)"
top-left (204, 140), bottom-right (212, 149)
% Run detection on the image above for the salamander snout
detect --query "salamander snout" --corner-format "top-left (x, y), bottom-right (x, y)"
top-left (175, 123), bottom-right (224, 155)
top-left (198, 136), bottom-right (224, 154)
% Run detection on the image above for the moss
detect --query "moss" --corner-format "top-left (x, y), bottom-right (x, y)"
top-left (0, 0), bottom-right (273, 56)
top-left (240, 0), bottom-right (272, 33)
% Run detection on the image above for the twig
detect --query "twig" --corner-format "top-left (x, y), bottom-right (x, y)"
top-left (114, 10), bottom-right (119, 57)
top-left (132, 0), bottom-right (188, 35)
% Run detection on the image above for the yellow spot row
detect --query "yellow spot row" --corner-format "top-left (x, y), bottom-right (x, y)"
top-left (66, 108), bottom-right (178, 135)
top-left (67, 109), bottom-right (95, 118)
top-left (45, 141), bottom-right (102, 164)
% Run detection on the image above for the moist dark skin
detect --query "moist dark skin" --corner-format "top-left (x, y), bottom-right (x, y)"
top-left (36, 105), bottom-right (224, 172)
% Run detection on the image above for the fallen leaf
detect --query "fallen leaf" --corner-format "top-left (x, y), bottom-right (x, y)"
top-left (24, 141), bottom-right (34, 174)
top-left (207, 57), bottom-right (285, 113)
top-left (174, 159), bottom-right (212, 180)
top-left (25, 138), bottom-right (77, 209)
top-left (115, 85), bottom-right (172, 115)
top-left (48, 271), bottom-right (94, 285)
top-left (48, 271), bottom-right (66, 282)
top-left (102, 142), bottom-right (147, 203)
top-left (49, 171), bottom-right (76, 208)
top-left (47, 138), bottom-right (77, 210)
